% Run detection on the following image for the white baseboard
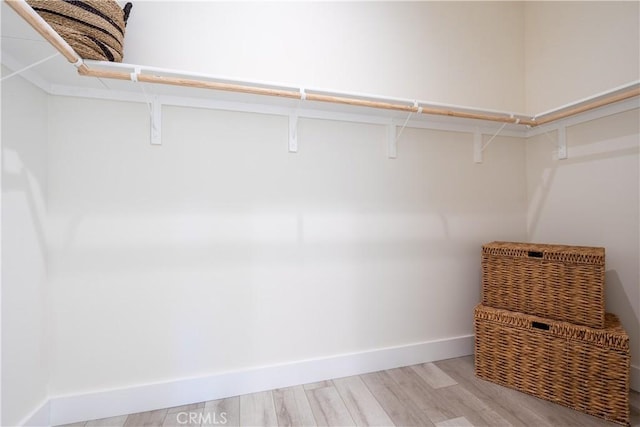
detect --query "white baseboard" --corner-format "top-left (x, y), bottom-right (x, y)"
top-left (24, 339), bottom-right (640, 426)
top-left (631, 364), bottom-right (640, 392)
top-left (48, 335), bottom-right (474, 426)
top-left (19, 399), bottom-right (50, 427)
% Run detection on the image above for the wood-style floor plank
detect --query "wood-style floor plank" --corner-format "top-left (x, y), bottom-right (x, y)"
top-left (203, 397), bottom-right (240, 427)
top-left (166, 402), bottom-right (206, 414)
top-left (410, 362), bottom-right (458, 389)
top-left (239, 391), bottom-right (278, 427)
top-left (273, 385), bottom-right (317, 427)
top-left (85, 415), bottom-right (128, 427)
top-left (161, 402), bottom-right (207, 427)
top-left (361, 370), bottom-right (435, 427)
top-left (304, 380), bottom-right (333, 391)
top-left (123, 409), bottom-right (168, 427)
top-left (332, 375), bottom-right (394, 426)
top-left (437, 383), bottom-right (511, 426)
top-left (306, 384), bottom-right (356, 426)
top-left (435, 416), bottom-right (474, 427)
top-left (162, 409), bottom-right (203, 427)
top-left (396, 363), bottom-right (509, 426)
top-left (386, 366), bottom-right (458, 424)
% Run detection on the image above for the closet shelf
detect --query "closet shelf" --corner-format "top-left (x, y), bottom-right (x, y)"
top-left (3, 0), bottom-right (639, 129)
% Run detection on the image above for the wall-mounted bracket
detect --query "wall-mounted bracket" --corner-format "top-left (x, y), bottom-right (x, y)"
top-left (289, 113), bottom-right (298, 153)
top-left (473, 129), bottom-right (483, 163)
top-left (387, 124), bottom-right (397, 159)
top-left (150, 97), bottom-right (162, 145)
top-left (388, 103), bottom-right (420, 159)
top-left (557, 125), bottom-right (567, 159)
top-left (474, 122), bottom-right (508, 163)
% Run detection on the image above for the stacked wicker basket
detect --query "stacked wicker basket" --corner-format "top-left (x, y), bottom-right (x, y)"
top-left (27, 0), bottom-right (132, 62)
top-left (475, 241), bottom-right (630, 426)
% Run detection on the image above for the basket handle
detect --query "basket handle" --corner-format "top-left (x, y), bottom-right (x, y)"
top-left (532, 321), bottom-right (550, 331)
top-left (527, 251), bottom-right (543, 258)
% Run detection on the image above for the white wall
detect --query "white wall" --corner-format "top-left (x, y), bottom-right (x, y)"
top-left (524, 1), bottom-right (640, 114)
top-left (526, 108), bottom-right (640, 384)
top-left (46, 96), bottom-right (526, 395)
top-left (1, 68), bottom-right (50, 426)
top-left (123, 1), bottom-right (526, 113)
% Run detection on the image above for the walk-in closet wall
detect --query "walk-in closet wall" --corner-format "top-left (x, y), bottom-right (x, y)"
top-left (123, 1), bottom-right (527, 112)
top-left (524, 1), bottom-right (640, 113)
top-left (1, 67), bottom-right (50, 426)
top-left (526, 108), bottom-right (640, 380)
top-left (46, 97), bottom-right (526, 395)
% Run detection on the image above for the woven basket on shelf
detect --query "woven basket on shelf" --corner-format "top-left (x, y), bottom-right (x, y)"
top-left (482, 241), bottom-right (605, 328)
top-left (474, 304), bottom-right (629, 426)
top-left (26, 0), bottom-right (132, 62)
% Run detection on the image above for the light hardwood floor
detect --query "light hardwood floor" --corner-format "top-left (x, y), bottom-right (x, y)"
top-left (59, 356), bottom-right (640, 427)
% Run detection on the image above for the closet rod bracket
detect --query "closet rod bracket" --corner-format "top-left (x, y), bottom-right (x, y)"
top-left (150, 97), bottom-right (162, 145)
top-left (473, 129), bottom-right (483, 163)
top-left (387, 123), bottom-right (397, 159)
top-left (557, 125), bottom-right (567, 159)
top-left (289, 113), bottom-right (298, 153)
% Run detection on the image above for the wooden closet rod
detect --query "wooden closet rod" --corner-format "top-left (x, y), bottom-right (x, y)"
top-left (79, 64), bottom-right (538, 125)
top-left (5, 0), bottom-right (639, 129)
top-left (532, 87), bottom-right (640, 126)
top-left (78, 67), bottom-right (303, 100)
top-left (4, 0), bottom-right (89, 74)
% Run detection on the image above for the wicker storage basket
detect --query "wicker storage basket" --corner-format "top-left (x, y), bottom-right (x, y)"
top-left (482, 241), bottom-right (605, 328)
top-left (27, 0), bottom-right (132, 62)
top-left (474, 304), bottom-right (629, 426)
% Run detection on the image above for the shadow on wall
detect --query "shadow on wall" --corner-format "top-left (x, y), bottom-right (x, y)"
top-left (526, 132), bottom-right (558, 240)
top-left (1, 148), bottom-right (48, 262)
top-left (605, 270), bottom-right (639, 358)
top-left (527, 143), bottom-right (639, 239)
top-left (528, 108), bottom-right (640, 239)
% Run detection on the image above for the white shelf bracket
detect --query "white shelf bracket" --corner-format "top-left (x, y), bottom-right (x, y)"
top-left (473, 129), bottom-right (483, 163)
top-left (557, 125), bottom-right (567, 159)
top-left (288, 113), bottom-right (298, 153)
top-left (387, 123), bottom-right (397, 159)
top-left (395, 104), bottom-right (416, 140)
top-left (150, 97), bottom-right (162, 145)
